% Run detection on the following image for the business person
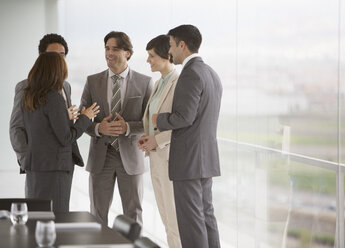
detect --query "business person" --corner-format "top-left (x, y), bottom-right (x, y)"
top-left (23, 52), bottom-right (99, 212)
top-left (152, 25), bottom-right (222, 248)
top-left (80, 31), bottom-right (153, 225)
top-left (138, 35), bottom-right (181, 248)
top-left (10, 33), bottom-right (82, 173)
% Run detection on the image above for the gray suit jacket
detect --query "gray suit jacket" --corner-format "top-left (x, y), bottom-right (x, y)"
top-left (23, 91), bottom-right (91, 172)
top-left (10, 80), bottom-right (85, 172)
top-left (157, 57), bottom-right (222, 180)
top-left (80, 68), bottom-right (153, 175)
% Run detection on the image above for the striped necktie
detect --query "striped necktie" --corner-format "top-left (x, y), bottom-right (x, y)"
top-left (110, 74), bottom-right (121, 151)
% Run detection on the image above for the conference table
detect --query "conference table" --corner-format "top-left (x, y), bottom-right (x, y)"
top-left (0, 211), bottom-right (134, 248)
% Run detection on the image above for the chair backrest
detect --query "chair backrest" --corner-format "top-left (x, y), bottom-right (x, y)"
top-left (112, 214), bottom-right (142, 242)
top-left (0, 198), bottom-right (52, 211)
top-left (134, 237), bottom-right (160, 248)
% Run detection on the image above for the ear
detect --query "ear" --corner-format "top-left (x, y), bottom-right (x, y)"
top-left (125, 50), bottom-right (131, 59)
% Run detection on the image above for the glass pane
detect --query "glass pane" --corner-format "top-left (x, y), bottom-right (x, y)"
top-left (236, 0), bottom-right (339, 162)
top-left (224, 140), bottom-right (337, 248)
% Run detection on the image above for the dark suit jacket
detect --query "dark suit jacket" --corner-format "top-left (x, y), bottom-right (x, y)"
top-left (10, 80), bottom-right (85, 172)
top-left (157, 57), bottom-right (222, 180)
top-left (23, 91), bottom-right (91, 172)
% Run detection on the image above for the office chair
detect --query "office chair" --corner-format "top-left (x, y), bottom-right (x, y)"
top-left (112, 214), bottom-right (142, 242)
top-left (134, 237), bottom-right (160, 248)
top-left (0, 198), bottom-right (52, 211)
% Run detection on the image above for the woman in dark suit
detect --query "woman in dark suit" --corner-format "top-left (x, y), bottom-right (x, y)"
top-left (22, 52), bottom-right (99, 212)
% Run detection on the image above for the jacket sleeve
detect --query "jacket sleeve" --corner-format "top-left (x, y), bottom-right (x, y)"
top-left (79, 77), bottom-right (98, 137)
top-left (157, 70), bottom-right (202, 131)
top-left (9, 82), bottom-right (27, 167)
top-left (46, 92), bottom-right (91, 147)
top-left (155, 130), bottom-right (172, 149)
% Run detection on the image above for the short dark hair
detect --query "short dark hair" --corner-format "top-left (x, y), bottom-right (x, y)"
top-left (167, 24), bottom-right (202, 53)
top-left (104, 31), bottom-right (134, 60)
top-left (38, 34), bottom-right (69, 55)
top-left (146, 35), bottom-right (173, 63)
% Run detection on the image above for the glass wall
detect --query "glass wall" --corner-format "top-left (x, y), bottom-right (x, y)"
top-left (1, 0), bottom-right (344, 247)
top-left (58, 0), bottom-right (345, 247)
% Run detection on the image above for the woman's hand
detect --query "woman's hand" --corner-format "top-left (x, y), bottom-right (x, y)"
top-left (81, 102), bottom-right (100, 119)
top-left (137, 135), bottom-right (157, 152)
top-left (67, 105), bottom-right (80, 120)
top-left (137, 135), bottom-right (148, 151)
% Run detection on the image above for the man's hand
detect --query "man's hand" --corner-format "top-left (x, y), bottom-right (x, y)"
top-left (99, 114), bottom-right (118, 136)
top-left (138, 135), bottom-right (157, 152)
top-left (152, 114), bottom-right (158, 128)
top-left (113, 113), bottom-right (127, 136)
top-left (67, 105), bottom-right (80, 120)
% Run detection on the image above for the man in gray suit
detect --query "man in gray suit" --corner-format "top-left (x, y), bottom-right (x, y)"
top-left (10, 33), bottom-right (83, 174)
top-left (153, 25), bottom-right (222, 248)
top-left (80, 31), bottom-right (153, 225)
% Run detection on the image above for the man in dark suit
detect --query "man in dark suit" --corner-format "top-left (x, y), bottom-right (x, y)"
top-left (80, 31), bottom-right (153, 225)
top-left (9, 34), bottom-right (83, 180)
top-left (153, 25), bottom-right (222, 248)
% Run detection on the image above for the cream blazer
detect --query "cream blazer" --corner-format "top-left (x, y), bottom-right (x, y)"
top-left (142, 69), bottom-right (179, 160)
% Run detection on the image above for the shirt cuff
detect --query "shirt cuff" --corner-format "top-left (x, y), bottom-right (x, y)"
top-left (95, 123), bottom-right (101, 137)
top-left (125, 122), bottom-right (130, 136)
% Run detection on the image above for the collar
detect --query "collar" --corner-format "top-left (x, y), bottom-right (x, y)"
top-left (182, 53), bottom-right (200, 68)
top-left (161, 69), bottom-right (175, 81)
top-left (109, 66), bottom-right (129, 79)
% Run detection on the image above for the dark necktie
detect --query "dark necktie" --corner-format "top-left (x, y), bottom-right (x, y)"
top-left (110, 75), bottom-right (121, 150)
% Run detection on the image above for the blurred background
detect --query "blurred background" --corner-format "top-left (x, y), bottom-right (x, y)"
top-left (0, 0), bottom-right (345, 247)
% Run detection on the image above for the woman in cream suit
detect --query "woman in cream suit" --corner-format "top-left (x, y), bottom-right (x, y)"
top-left (138, 35), bottom-right (181, 248)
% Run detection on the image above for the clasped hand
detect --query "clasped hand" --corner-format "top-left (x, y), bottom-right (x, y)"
top-left (99, 113), bottom-right (127, 136)
top-left (137, 135), bottom-right (158, 152)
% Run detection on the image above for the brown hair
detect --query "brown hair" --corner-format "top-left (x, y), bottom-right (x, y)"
top-left (23, 52), bottom-right (67, 112)
top-left (104, 31), bottom-right (134, 60)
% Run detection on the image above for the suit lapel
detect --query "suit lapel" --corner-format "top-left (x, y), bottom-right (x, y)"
top-left (62, 82), bottom-right (71, 107)
top-left (156, 70), bottom-right (178, 113)
top-left (143, 79), bottom-right (160, 132)
top-left (100, 70), bottom-right (110, 115)
top-left (120, 68), bottom-right (132, 115)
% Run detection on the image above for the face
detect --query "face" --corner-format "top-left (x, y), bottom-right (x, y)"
top-left (105, 37), bottom-right (129, 71)
top-left (146, 49), bottom-right (168, 73)
top-left (45, 43), bottom-right (66, 56)
top-left (169, 36), bottom-right (182, 65)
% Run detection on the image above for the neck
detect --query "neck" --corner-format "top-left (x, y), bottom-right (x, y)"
top-left (110, 64), bottom-right (127, 75)
top-left (160, 64), bottom-right (174, 78)
top-left (181, 51), bottom-right (195, 64)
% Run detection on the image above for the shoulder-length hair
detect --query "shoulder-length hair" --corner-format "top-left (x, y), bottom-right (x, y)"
top-left (23, 52), bottom-right (67, 112)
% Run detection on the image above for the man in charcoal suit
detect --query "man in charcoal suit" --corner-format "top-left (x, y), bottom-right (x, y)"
top-left (153, 24), bottom-right (222, 248)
